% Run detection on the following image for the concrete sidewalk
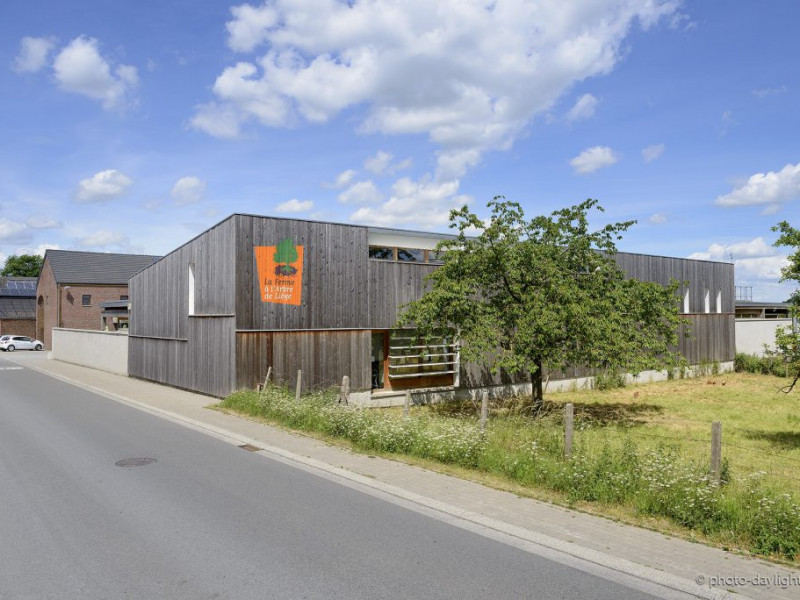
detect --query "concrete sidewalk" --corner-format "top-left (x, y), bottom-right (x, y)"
top-left (9, 353), bottom-right (800, 600)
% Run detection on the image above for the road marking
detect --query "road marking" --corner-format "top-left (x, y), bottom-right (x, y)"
top-left (0, 367), bottom-right (23, 371)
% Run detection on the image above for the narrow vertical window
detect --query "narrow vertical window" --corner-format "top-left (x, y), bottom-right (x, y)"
top-left (704, 289), bottom-right (710, 313)
top-left (716, 290), bottom-right (722, 313)
top-left (683, 288), bottom-right (690, 313)
top-left (188, 263), bottom-right (195, 315)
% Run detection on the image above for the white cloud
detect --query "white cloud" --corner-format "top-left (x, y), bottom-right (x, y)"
top-left (719, 110), bottom-right (736, 136)
top-left (364, 150), bottom-right (413, 175)
top-left (715, 162), bottom-right (800, 208)
top-left (15, 243), bottom-right (60, 257)
top-left (338, 180), bottom-right (383, 204)
top-left (323, 169), bottom-right (357, 189)
top-left (276, 198), bottom-right (314, 213)
top-left (566, 93), bottom-right (598, 122)
top-left (13, 36), bottom-right (55, 73)
top-left (569, 145), bottom-right (619, 174)
top-left (25, 215), bottom-right (62, 229)
top-left (77, 230), bottom-right (130, 249)
top-left (53, 36), bottom-right (138, 109)
top-left (76, 169), bottom-right (133, 203)
top-left (171, 176), bottom-right (206, 206)
top-left (227, 3), bottom-right (279, 53)
top-left (0, 218), bottom-right (28, 242)
top-left (641, 143), bottom-right (665, 163)
top-left (688, 237), bottom-right (788, 282)
top-left (648, 212), bottom-right (667, 224)
top-left (349, 177), bottom-right (470, 227)
top-left (194, 0), bottom-right (680, 179)
top-left (752, 85), bottom-right (787, 99)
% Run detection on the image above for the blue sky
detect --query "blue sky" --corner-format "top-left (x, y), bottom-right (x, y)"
top-left (1, 0), bottom-right (798, 300)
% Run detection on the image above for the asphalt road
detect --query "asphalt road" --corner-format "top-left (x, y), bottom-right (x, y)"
top-left (0, 353), bottom-right (691, 600)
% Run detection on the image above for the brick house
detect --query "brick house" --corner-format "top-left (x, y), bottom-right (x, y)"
top-left (0, 277), bottom-right (37, 338)
top-left (36, 250), bottom-right (160, 349)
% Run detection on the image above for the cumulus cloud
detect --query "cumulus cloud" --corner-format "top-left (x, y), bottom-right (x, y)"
top-left (715, 162), bottom-right (800, 208)
top-left (349, 177), bottom-right (470, 227)
top-left (648, 212), bottom-right (667, 224)
top-left (642, 143), bottom-right (665, 163)
top-left (364, 150), bottom-right (412, 176)
top-left (688, 237), bottom-right (788, 282)
top-left (338, 180), bottom-right (383, 205)
top-left (53, 36), bottom-right (138, 109)
top-left (77, 230), bottom-right (131, 249)
top-left (566, 93), bottom-right (598, 122)
top-left (193, 0), bottom-right (680, 178)
top-left (76, 169), bottom-right (133, 203)
top-left (25, 215), bottom-right (62, 229)
top-left (15, 243), bottom-right (60, 257)
top-left (0, 218), bottom-right (29, 242)
top-left (171, 176), bottom-right (206, 206)
top-left (323, 169), bottom-right (357, 189)
top-left (13, 36), bottom-right (55, 73)
top-left (570, 146), bottom-right (619, 174)
top-left (275, 198), bottom-right (313, 213)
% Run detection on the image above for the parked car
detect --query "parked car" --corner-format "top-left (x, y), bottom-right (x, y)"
top-left (0, 336), bottom-right (43, 352)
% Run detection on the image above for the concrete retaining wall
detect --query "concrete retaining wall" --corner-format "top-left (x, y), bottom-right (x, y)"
top-left (735, 319), bottom-right (792, 356)
top-left (51, 328), bottom-right (129, 375)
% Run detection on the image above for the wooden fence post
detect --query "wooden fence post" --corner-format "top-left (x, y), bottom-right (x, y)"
top-left (340, 375), bottom-right (350, 404)
top-left (404, 391), bottom-right (411, 418)
top-left (710, 421), bottom-right (722, 482)
top-left (564, 403), bottom-right (574, 459)
top-left (295, 370), bottom-right (302, 400)
top-left (480, 391), bottom-right (489, 432)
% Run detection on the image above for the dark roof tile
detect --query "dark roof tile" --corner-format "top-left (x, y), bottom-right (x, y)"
top-left (44, 250), bottom-right (161, 285)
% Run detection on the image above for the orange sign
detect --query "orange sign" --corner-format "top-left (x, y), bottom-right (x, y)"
top-left (254, 240), bottom-right (304, 305)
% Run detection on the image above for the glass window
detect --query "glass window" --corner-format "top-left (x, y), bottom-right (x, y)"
top-left (428, 250), bottom-right (445, 264)
top-left (369, 246), bottom-right (394, 260)
top-left (120, 295), bottom-right (129, 301)
top-left (82, 294), bottom-right (91, 306)
top-left (397, 248), bottom-right (424, 262)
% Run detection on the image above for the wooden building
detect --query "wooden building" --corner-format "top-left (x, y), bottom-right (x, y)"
top-left (129, 214), bottom-right (735, 399)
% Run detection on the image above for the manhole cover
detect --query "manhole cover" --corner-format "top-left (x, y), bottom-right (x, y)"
top-left (115, 458), bottom-right (157, 467)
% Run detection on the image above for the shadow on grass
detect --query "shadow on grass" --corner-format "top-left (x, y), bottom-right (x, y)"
top-left (429, 397), bottom-right (663, 427)
top-left (742, 429), bottom-right (800, 451)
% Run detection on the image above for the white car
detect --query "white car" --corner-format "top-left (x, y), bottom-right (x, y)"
top-left (0, 335), bottom-right (43, 352)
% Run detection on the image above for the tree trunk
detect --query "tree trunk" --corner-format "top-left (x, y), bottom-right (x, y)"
top-left (530, 359), bottom-right (544, 412)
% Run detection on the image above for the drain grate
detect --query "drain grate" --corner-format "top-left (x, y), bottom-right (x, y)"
top-left (115, 458), bottom-right (157, 467)
top-left (238, 444), bottom-right (262, 452)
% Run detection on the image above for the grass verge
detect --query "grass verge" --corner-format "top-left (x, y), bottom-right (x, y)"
top-left (218, 372), bottom-right (800, 562)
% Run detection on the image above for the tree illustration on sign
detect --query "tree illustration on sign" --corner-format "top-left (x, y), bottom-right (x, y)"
top-left (273, 238), bottom-right (299, 276)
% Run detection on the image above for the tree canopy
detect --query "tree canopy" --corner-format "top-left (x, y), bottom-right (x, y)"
top-left (1, 254), bottom-right (43, 277)
top-left (772, 220), bottom-right (800, 392)
top-left (398, 198), bottom-right (686, 406)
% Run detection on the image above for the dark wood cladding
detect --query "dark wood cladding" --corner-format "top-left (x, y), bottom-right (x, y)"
top-left (614, 252), bottom-right (735, 314)
top-left (129, 218), bottom-right (236, 396)
top-left (128, 316), bottom-right (235, 397)
top-left (236, 330), bottom-right (371, 392)
top-left (367, 261), bottom-right (437, 328)
top-left (130, 213), bottom-right (737, 398)
top-left (234, 215), bottom-right (370, 331)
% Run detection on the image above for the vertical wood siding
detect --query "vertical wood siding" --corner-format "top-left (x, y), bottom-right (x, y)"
top-left (128, 218), bottom-right (236, 396)
top-left (236, 330), bottom-right (371, 393)
top-left (131, 214), bottom-right (736, 397)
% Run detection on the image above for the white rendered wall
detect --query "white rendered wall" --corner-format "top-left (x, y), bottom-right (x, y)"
top-left (52, 328), bottom-right (129, 375)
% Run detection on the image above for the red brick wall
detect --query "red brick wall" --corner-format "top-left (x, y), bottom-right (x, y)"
top-left (0, 319), bottom-right (36, 338)
top-left (36, 258), bottom-right (130, 349)
top-left (36, 260), bottom-right (58, 350)
top-left (60, 285), bottom-right (129, 332)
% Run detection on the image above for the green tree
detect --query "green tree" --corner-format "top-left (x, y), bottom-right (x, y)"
top-left (398, 198), bottom-right (686, 408)
top-left (1, 254), bottom-right (44, 277)
top-left (772, 220), bottom-right (800, 392)
top-left (273, 238), bottom-right (299, 275)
